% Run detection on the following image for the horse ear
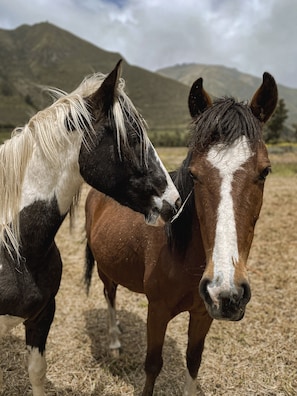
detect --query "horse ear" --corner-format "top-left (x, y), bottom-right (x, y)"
top-left (250, 72), bottom-right (278, 123)
top-left (188, 77), bottom-right (212, 118)
top-left (90, 59), bottom-right (122, 114)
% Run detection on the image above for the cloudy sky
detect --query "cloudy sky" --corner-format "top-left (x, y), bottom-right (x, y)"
top-left (0, 0), bottom-right (296, 88)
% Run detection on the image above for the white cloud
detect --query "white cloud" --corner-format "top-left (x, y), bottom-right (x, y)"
top-left (0, 0), bottom-right (296, 87)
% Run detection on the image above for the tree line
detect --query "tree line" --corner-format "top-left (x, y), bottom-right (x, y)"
top-left (263, 98), bottom-right (292, 144)
top-left (0, 98), bottom-right (294, 147)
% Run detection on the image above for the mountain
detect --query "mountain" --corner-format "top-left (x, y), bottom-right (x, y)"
top-left (1, 23), bottom-right (296, 139)
top-left (157, 63), bottom-right (297, 130)
top-left (0, 22), bottom-right (189, 132)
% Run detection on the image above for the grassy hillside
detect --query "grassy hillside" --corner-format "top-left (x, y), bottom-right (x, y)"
top-left (158, 63), bottom-right (297, 129)
top-left (0, 23), bottom-right (189, 133)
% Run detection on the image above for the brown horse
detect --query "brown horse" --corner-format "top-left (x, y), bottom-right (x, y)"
top-left (84, 72), bottom-right (278, 395)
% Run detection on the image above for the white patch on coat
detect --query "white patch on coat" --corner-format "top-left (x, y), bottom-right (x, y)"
top-left (151, 144), bottom-right (180, 209)
top-left (20, 134), bottom-right (83, 216)
top-left (206, 136), bottom-right (252, 304)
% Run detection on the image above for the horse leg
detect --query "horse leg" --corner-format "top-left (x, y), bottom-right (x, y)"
top-left (142, 301), bottom-right (170, 396)
top-left (98, 269), bottom-right (121, 358)
top-left (25, 298), bottom-right (55, 396)
top-left (184, 307), bottom-right (212, 396)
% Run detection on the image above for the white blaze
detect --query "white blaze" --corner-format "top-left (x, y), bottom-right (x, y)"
top-left (146, 144), bottom-right (180, 226)
top-left (152, 144), bottom-right (180, 205)
top-left (206, 136), bottom-right (252, 304)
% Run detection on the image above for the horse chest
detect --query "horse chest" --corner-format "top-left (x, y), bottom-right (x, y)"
top-left (0, 253), bottom-right (43, 315)
top-left (0, 243), bottom-right (62, 318)
top-left (0, 199), bottom-right (63, 317)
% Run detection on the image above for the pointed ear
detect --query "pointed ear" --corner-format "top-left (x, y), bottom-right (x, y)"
top-left (250, 72), bottom-right (278, 123)
top-left (188, 77), bottom-right (212, 118)
top-left (90, 59), bottom-right (122, 114)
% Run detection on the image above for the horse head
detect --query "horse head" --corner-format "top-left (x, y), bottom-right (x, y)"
top-left (78, 60), bottom-right (180, 225)
top-left (188, 73), bottom-right (278, 320)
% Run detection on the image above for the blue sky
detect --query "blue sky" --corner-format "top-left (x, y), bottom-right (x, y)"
top-left (0, 0), bottom-right (296, 88)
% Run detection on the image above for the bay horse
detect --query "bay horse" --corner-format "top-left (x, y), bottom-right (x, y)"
top-left (0, 60), bottom-right (180, 395)
top-left (84, 72), bottom-right (278, 395)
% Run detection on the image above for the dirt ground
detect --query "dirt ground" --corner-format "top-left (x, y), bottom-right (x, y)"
top-left (1, 148), bottom-right (296, 395)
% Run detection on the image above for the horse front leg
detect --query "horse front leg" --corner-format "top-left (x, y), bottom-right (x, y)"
top-left (184, 305), bottom-right (212, 396)
top-left (25, 299), bottom-right (55, 396)
top-left (142, 301), bottom-right (170, 396)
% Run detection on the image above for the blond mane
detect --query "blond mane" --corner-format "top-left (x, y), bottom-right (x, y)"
top-left (0, 72), bottom-right (149, 258)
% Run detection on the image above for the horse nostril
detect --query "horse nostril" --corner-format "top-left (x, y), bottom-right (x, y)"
top-left (199, 278), bottom-right (212, 305)
top-left (241, 282), bottom-right (251, 304)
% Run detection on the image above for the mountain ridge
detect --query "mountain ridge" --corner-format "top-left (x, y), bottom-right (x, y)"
top-left (157, 63), bottom-right (297, 129)
top-left (0, 22), bottom-right (296, 135)
top-left (0, 22), bottom-right (189, 131)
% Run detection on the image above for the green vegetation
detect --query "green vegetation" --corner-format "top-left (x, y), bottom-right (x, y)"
top-left (271, 162), bottom-right (297, 175)
top-left (264, 98), bottom-right (289, 143)
top-left (0, 129), bottom-right (13, 143)
top-left (148, 129), bottom-right (190, 147)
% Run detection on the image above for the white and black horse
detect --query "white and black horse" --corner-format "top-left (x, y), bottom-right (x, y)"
top-left (0, 60), bottom-right (180, 395)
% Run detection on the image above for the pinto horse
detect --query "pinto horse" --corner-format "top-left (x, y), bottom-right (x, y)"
top-left (0, 61), bottom-right (180, 395)
top-left (84, 72), bottom-right (278, 395)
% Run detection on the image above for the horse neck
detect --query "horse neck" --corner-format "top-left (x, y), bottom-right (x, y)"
top-left (16, 137), bottom-right (83, 257)
top-left (20, 136), bottom-right (83, 216)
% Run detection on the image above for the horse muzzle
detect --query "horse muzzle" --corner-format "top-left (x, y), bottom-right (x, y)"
top-left (199, 278), bottom-right (251, 321)
top-left (145, 196), bottom-right (181, 226)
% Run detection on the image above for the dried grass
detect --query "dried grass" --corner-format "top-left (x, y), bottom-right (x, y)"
top-left (1, 149), bottom-right (296, 395)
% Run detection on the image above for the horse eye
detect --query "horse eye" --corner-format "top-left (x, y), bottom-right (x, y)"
top-left (189, 170), bottom-right (200, 183)
top-left (259, 166), bottom-right (271, 181)
top-left (189, 170), bottom-right (196, 180)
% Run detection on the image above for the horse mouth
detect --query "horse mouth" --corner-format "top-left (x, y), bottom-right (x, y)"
top-left (204, 301), bottom-right (246, 321)
top-left (145, 197), bottom-right (181, 226)
top-left (145, 209), bottom-right (165, 227)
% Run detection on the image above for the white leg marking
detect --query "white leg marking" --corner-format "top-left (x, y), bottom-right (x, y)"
top-left (184, 370), bottom-right (197, 396)
top-left (27, 346), bottom-right (46, 396)
top-left (207, 136), bottom-right (252, 304)
top-left (105, 294), bottom-right (121, 357)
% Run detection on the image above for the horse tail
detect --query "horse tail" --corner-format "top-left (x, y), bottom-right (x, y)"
top-left (84, 242), bottom-right (95, 295)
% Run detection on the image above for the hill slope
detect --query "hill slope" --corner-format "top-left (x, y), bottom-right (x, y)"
top-left (158, 63), bottom-right (297, 128)
top-left (0, 22), bottom-right (189, 131)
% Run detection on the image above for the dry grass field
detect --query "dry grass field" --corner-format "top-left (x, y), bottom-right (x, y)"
top-left (1, 147), bottom-right (296, 395)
